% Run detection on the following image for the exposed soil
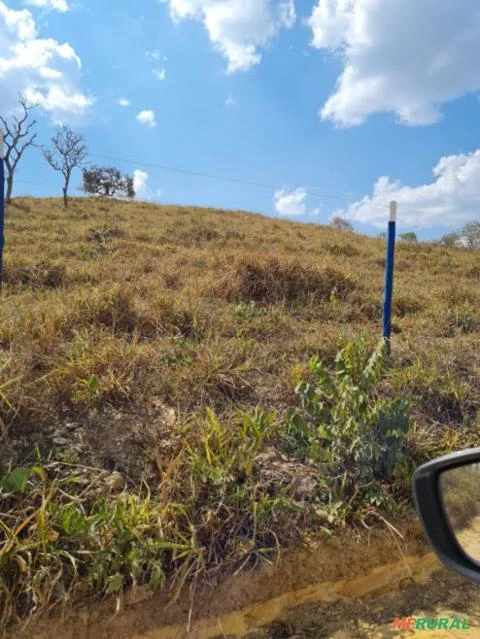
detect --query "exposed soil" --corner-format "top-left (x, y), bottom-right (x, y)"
top-left (9, 520), bottom-right (468, 639)
top-left (16, 558), bottom-right (480, 639)
top-left (269, 569), bottom-right (480, 638)
top-left (265, 512), bottom-right (480, 638)
top-left (1, 399), bottom-right (179, 487)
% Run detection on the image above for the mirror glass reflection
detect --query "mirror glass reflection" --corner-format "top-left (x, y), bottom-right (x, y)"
top-left (440, 463), bottom-right (480, 563)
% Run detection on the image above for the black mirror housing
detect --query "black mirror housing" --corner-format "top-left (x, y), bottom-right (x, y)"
top-left (413, 448), bottom-right (480, 583)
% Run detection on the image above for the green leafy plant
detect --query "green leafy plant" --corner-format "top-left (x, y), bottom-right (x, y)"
top-left (286, 338), bottom-right (411, 499)
top-left (1, 467), bottom-right (34, 493)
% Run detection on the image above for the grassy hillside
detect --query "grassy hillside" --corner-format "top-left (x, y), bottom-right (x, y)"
top-left (1, 197), bottom-right (479, 629)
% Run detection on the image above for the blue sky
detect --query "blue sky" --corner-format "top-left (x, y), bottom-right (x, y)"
top-left (2, 0), bottom-right (480, 240)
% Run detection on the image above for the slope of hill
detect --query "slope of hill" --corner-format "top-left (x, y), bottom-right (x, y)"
top-left (1, 197), bottom-right (479, 631)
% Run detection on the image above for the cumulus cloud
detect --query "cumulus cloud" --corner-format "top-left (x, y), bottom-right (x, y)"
top-left (25, 85), bottom-right (91, 115)
top-left (162, 0), bottom-right (296, 73)
top-left (136, 109), bottom-right (157, 127)
top-left (339, 150), bottom-right (480, 229)
top-left (134, 169), bottom-right (150, 199)
top-left (274, 187), bottom-right (307, 217)
top-left (153, 67), bottom-right (166, 80)
top-left (133, 169), bottom-right (162, 201)
top-left (0, 1), bottom-right (91, 120)
top-left (308, 0), bottom-right (480, 127)
top-left (118, 97), bottom-right (130, 106)
top-left (25, 0), bottom-right (69, 12)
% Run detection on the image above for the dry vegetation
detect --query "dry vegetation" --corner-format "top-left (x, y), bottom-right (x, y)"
top-left (0, 197), bottom-right (479, 631)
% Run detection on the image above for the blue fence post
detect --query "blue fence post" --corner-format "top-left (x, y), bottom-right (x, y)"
top-left (0, 130), bottom-right (4, 286)
top-left (382, 201), bottom-right (397, 354)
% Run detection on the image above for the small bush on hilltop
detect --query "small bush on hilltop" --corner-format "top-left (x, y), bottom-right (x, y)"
top-left (331, 216), bottom-right (354, 232)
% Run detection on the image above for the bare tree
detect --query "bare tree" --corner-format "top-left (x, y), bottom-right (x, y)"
top-left (440, 231), bottom-right (460, 248)
top-left (0, 95), bottom-right (38, 204)
top-left (461, 221), bottom-right (480, 249)
top-left (331, 215), bottom-right (354, 232)
top-left (44, 125), bottom-right (88, 208)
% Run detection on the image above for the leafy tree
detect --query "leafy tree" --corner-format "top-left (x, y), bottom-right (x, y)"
top-left (331, 215), bottom-right (354, 232)
top-left (44, 125), bottom-right (88, 208)
top-left (0, 95), bottom-right (38, 203)
top-left (82, 165), bottom-right (135, 199)
top-left (400, 232), bottom-right (417, 242)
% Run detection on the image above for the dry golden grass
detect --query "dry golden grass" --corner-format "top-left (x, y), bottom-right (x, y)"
top-left (1, 197), bottom-right (478, 436)
top-left (0, 196), bottom-right (479, 629)
top-left (0, 196), bottom-right (478, 465)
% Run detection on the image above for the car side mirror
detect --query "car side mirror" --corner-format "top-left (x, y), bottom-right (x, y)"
top-left (413, 448), bottom-right (480, 583)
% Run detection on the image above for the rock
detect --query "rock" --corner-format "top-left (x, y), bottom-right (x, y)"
top-left (105, 471), bottom-right (124, 491)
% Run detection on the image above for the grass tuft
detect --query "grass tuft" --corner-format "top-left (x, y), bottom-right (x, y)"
top-left (214, 256), bottom-right (355, 304)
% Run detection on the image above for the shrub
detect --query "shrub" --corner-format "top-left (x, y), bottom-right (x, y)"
top-left (285, 338), bottom-right (410, 504)
top-left (87, 225), bottom-right (125, 248)
top-left (215, 257), bottom-right (355, 304)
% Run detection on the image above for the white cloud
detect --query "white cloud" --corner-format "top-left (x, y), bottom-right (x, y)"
top-left (134, 169), bottom-right (150, 199)
top-left (225, 93), bottom-right (238, 107)
top-left (339, 150), bottom-right (480, 229)
top-left (25, 0), bottom-right (69, 12)
top-left (136, 109), bottom-right (157, 127)
top-left (0, 1), bottom-right (91, 120)
top-left (146, 49), bottom-right (161, 61)
top-left (118, 97), bottom-right (130, 106)
top-left (133, 169), bottom-right (162, 201)
top-left (279, 1), bottom-right (296, 29)
top-left (153, 67), bottom-right (166, 80)
top-left (308, 0), bottom-right (480, 127)
top-left (162, 0), bottom-right (296, 73)
top-left (25, 85), bottom-right (91, 115)
top-left (274, 187), bottom-right (307, 217)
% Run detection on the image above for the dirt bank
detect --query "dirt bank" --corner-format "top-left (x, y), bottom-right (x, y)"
top-left (10, 521), bottom-right (443, 639)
